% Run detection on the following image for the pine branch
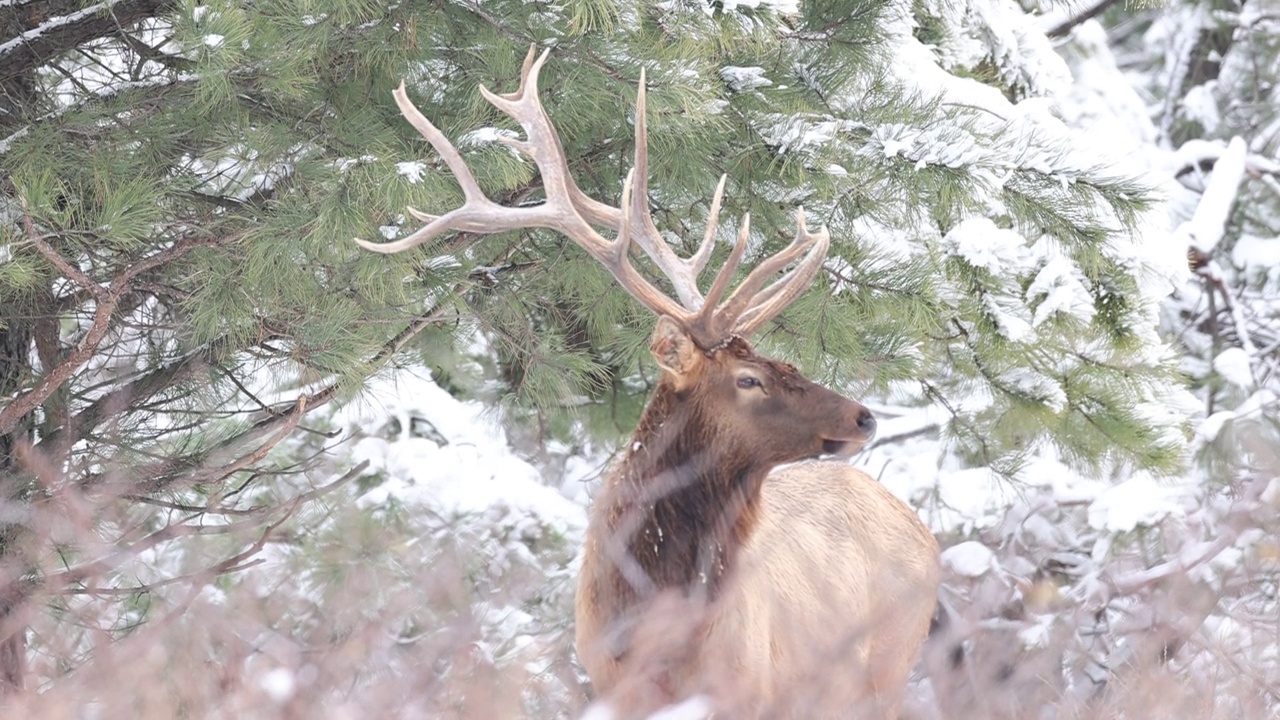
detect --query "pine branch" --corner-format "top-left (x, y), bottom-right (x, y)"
top-left (33, 333), bottom-right (264, 456)
top-left (0, 0), bottom-right (179, 84)
top-left (0, 228), bottom-right (240, 437)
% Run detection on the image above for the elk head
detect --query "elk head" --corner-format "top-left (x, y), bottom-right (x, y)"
top-left (648, 316), bottom-right (876, 467)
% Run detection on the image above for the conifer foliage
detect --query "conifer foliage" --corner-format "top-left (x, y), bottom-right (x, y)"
top-left (0, 0), bottom-right (1271, 717)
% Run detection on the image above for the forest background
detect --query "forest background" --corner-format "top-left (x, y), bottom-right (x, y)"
top-left (0, 0), bottom-right (1278, 717)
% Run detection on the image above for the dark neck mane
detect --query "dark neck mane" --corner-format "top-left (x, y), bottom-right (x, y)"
top-left (601, 382), bottom-right (768, 603)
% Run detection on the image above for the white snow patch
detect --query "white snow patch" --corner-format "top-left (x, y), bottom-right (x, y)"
top-left (1087, 475), bottom-right (1186, 533)
top-left (459, 127), bottom-right (521, 148)
top-left (339, 370), bottom-right (587, 533)
top-left (395, 160), bottom-right (427, 184)
top-left (648, 696), bottom-right (715, 720)
top-left (1262, 478), bottom-right (1280, 507)
top-left (943, 217), bottom-right (1028, 274)
top-left (1231, 235), bottom-right (1280, 285)
top-left (259, 668), bottom-right (296, 702)
top-left (936, 467), bottom-right (1016, 531)
top-left (1195, 411), bottom-right (1234, 444)
top-left (1213, 347), bottom-right (1254, 389)
top-left (583, 694), bottom-right (714, 720)
top-left (202, 34), bottom-right (225, 48)
top-left (720, 66), bottom-right (772, 92)
top-left (941, 541), bottom-right (996, 577)
top-left (1001, 368), bottom-right (1067, 412)
top-left (1180, 136), bottom-right (1247, 254)
top-left (1180, 83), bottom-right (1220, 134)
top-left (1027, 256), bottom-right (1096, 327)
top-left (983, 292), bottom-right (1034, 343)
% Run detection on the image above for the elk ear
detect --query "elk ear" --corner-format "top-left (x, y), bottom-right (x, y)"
top-left (650, 316), bottom-right (702, 386)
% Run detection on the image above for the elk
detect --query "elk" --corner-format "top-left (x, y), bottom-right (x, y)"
top-left (357, 46), bottom-right (941, 719)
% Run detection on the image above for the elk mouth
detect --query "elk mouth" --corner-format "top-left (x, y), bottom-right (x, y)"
top-left (820, 438), bottom-right (859, 457)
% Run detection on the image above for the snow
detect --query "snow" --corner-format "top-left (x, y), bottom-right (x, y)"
top-left (720, 66), bottom-right (772, 93)
top-left (336, 369), bottom-right (587, 533)
top-left (0, 0), bottom-right (124, 58)
top-left (1055, 21), bottom-right (1157, 149)
top-left (941, 541), bottom-right (996, 577)
top-left (1181, 83), bottom-right (1221, 134)
top-left (258, 667), bottom-right (296, 702)
top-left (395, 161), bottom-right (427, 183)
top-left (1213, 347), bottom-right (1255, 389)
top-left (1001, 368), bottom-right (1067, 412)
top-left (943, 217), bottom-right (1028, 274)
top-left (646, 697), bottom-right (715, 720)
top-left (459, 127), bottom-right (521, 149)
top-left (669, 0), bottom-right (798, 15)
top-left (1263, 478), bottom-right (1280, 507)
top-left (1231, 235), bottom-right (1280, 285)
top-left (1181, 136), bottom-right (1247, 254)
top-left (1195, 411), bottom-right (1234, 443)
top-left (18, 2), bottom-right (1280, 715)
top-left (202, 35), bottom-right (226, 49)
top-left (935, 467), bottom-right (1016, 532)
top-left (983, 291), bottom-right (1034, 342)
top-left (581, 696), bottom-right (715, 720)
top-left (1026, 255), bottom-right (1096, 327)
top-left (1087, 474), bottom-right (1189, 533)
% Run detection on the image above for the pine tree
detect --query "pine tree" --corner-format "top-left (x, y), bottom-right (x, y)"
top-left (0, 0), bottom-right (1209, 713)
top-left (915, 2), bottom-right (1280, 716)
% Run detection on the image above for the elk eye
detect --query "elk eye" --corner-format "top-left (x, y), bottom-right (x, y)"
top-left (736, 376), bottom-right (762, 390)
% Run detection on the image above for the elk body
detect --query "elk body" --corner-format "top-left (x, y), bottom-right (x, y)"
top-left (357, 47), bottom-right (941, 719)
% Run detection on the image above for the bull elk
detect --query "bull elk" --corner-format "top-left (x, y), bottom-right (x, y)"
top-left (357, 46), bottom-right (941, 719)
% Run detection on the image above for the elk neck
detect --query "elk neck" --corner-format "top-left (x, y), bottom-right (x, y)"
top-left (601, 380), bottom-right (768, 602)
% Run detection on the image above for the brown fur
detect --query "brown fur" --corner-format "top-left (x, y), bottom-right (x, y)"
top-left (575, 320), bottom-right (941, 719)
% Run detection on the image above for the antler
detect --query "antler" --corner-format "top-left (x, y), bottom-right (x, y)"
top-left (356, 45), bottom-right (830, 347)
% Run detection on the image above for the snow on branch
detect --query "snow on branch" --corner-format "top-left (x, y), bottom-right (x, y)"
top-left (1180, 136), bottom-right (1248, 255)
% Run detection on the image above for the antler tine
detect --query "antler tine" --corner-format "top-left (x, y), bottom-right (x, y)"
top-left (688, 174), bottom-right (728, 278)
top-left (480, 46), bottom-right (620, 231)
top-left (617, 169), bottom-right (700, 322)
top-left (734, 218), bottom-right (830, 335)
top-left (625, 71), bottom-right (706, 310)
top-left (711, 208), bottom-right (824, 329)
top-left (691, 212), bottom-right (751, 336)
top-left (354, 81), bottom-right (506, 253)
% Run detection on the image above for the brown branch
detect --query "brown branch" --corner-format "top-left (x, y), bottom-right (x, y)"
top-left (0, 0), bottom-right (181, 84)
top-left (0, 273), bottom-right (122, 435)
top-left (44, 459), bottom-right (367, 594)
top-left (23, 225), bottom-right (103, 298)
top-left (1046, 0), bottom-right (1126, 40)
top-left (34, 332), bottom-right (260, 457)
top-left (0, 233), bottom-right (236, 437)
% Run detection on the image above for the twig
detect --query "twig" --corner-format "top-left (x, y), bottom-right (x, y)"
top-left (1105, 472), bottom-right (1271, 595)
top-left (49, 460), bottom-right (368, 597)
top-left (23, 223), bottom-right (104, 297)
top-left (0, 233), bottom-right (237, 436)
top-left (1046, 0), bottom-right (1127, 39)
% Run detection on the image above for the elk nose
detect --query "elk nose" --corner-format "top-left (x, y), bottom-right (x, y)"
top-left (856, 408), bottom-right (877, 440)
